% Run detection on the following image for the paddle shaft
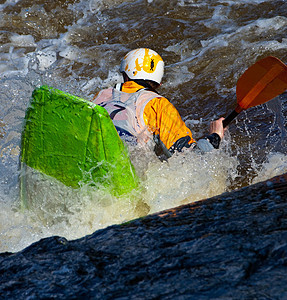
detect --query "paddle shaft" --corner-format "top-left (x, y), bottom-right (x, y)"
top-left (223, 110), bottom-right (239, 128)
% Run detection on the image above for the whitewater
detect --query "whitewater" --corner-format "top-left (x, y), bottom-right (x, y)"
top-left (0, 0), bottom-right (286, 253)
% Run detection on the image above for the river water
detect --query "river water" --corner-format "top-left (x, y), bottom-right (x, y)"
top-left (0, 0), bottom-right (286, 253)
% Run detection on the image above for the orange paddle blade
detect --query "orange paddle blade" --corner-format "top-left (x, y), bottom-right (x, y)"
top-left (236, 56), bottom-right (287, 111)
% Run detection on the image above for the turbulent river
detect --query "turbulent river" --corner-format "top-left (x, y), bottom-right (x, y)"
top-left (0, 0), bottom-right (287, 253)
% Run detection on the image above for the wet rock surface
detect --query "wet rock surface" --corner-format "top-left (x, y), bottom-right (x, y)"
top-left (1, 173), bottom-right (287, 299)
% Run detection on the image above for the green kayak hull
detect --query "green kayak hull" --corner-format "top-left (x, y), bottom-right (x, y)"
top-left (20, 86), bottom-right (139, 208)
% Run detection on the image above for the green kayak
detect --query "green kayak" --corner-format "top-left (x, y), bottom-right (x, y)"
top-left (20, 86), bottom-right (139, 208)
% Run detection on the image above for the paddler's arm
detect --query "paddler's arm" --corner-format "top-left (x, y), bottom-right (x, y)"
top-left (144, 98), bottom-right (225, 156)
top-left (143, 97), bottom-right (195, 156)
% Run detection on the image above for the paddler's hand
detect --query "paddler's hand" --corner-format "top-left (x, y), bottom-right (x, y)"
top-left (209, 117), bottom-right (226, 140)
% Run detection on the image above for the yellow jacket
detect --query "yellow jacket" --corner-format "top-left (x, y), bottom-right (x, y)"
top-left (93, 81), bottom-right (195, 152)
top-left (122, 81), bottom-right (195, 150)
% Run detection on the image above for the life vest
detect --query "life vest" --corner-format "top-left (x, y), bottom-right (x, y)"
top-left (93, 86), bottom-right (161, 144)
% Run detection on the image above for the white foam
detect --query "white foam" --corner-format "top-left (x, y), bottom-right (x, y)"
top-left (190, 15), bottom-right (287, 69)
top-left (0, 138), bottom-right (239, 253)
top-left (202, 16), bottom-right (287, 47)
top-left (89, 0), bottom-right (103, 12)
top-left (34, 51), bottom-right (57, 71)
top-left (165, 65), bottom-right (195, 87)
top-left (0, 53), bottom-right (30, 77)
top-left (10, 34), bottom-right (37, 48)
top-left (253, 153), bottom-right (287, 184)
top-left (59, 46), bottom-right (80, 61)
top-left (185, 119), bottom-right (201, 126)
top-left (142, 149), bottom-right (238, 213)
top-left (0, 0), bottom-right (22, 10)
top-left (257, 16), bottom-right (287, 30)
top-left (0, 165), bottom-right (145, 252)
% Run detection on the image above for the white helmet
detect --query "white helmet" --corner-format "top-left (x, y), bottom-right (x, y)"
top-left (120, 48), bottom-right (164, 85)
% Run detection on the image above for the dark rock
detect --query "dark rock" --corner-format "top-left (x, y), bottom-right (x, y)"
top-left (1, 173), bottom-right (287, 299)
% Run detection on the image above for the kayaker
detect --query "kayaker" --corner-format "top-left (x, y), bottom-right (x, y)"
top-left (93, 48), bottom-right (225, 158)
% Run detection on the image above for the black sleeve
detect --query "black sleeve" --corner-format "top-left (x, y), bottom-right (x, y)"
top-left (169, 136), bottom-right (193, 154)
top-left (154, 133), bottom-right (221, 160)
top-left (204, 133), bottom-right (221, 149)
top-left (154, 135), bottom-right (193, 160)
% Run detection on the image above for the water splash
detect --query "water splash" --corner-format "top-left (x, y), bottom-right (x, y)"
top-left (1, 0), bottom-right (287, 253)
